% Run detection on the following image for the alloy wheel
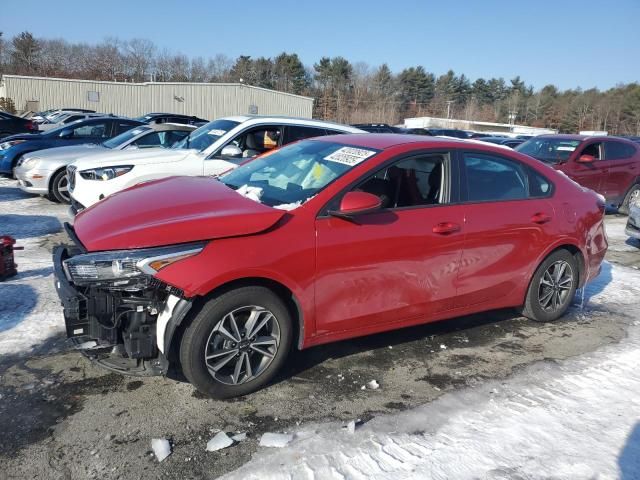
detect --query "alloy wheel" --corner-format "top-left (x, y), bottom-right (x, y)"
top-left (56, 174), bottom-right (71, 202)
top-left (204, 306), bottom-right (280, 385)
top-left (538, 260), bottom-right (574, 313)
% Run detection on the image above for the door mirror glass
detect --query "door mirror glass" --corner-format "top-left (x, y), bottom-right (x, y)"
top-left (220, 145), bottom-right (243, 158)
top-left (59, 129), bottom-right (73, 138)
top-left (577, 154), bottom-right (596, 163)
top-left (331, 191), bottom-right (382, 217)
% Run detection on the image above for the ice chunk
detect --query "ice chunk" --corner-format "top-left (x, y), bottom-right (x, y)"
top-left (231, 432), bottom-right (247, 442)
top-left (367, 380), bottom-right (380, 390)
top-left (346, 421), bottom-right (356, 434)
top-left (259, 432), bottom-right (293, 447)
top-left (151, 438), bottom-right (171, 462)
top-left (440, 344), bottom-right (447, 350)
top-left (206, 431), bottom-right (233, 451)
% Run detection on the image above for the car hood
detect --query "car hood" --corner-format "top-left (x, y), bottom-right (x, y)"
top-left (73, 176), bottom-right (286, 251)
top-left (1, 133), bottom-right (44, 142)
top-left (72, 148), bottom-right (197, 169)
top-left (27, 144), bottom-right (107, 161)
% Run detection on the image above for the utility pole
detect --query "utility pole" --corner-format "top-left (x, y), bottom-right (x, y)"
top-left (446, 100), bottom-right (454, 119)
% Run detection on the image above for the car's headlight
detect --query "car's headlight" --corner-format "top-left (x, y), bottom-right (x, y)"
top-left (79, 165), bottom-right (134, 181)
top-left (63, 243), bottom-right (205, 286)
top-left (0, 139), bottom-right (26, 150)
top-left (21, 157), bottom-right (40, 170)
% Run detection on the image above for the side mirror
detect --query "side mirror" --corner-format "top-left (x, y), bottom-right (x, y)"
top-left (577, 154), bottom-right (596, 163)
top-left (220, 145), bottom-right (243, 158)
top-left (329, 191), bottom-right (382, 220)
top-left (59, 129), bottom-right (73, 138)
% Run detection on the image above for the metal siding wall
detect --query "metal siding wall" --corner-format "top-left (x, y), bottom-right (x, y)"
top-left (3, 76), bottom-right (313, 119)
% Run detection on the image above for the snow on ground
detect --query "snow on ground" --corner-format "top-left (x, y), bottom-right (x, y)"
top-left (0, 177), bottom-right (68, 355)
top-left (223, 266), bottom-right (640, 480)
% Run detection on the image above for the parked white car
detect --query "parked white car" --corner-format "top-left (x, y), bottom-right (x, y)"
top-left (68, 116), bottom-right (365, 212)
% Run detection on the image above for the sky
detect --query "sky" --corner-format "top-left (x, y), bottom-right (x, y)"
top-left (2, 0), bottom-right (639, 91)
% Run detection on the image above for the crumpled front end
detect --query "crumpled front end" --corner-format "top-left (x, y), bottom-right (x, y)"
top-left (52, 225), bottom-right (202, 376)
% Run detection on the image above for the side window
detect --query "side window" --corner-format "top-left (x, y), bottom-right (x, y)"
top-left (464, 153), bottom-right (528, 202)
top-left (529, 169), bottom-right (552, 198)
top-left (355, 154), bottom-right (447, 209)
top-left (325, 129), bottom-right (347, 135)
top-left (228, 126), bottom-right (282, 158)
top-left (605, 141), bottom-right (636, 160)
top-left (283, 126), bottom-right (327, 143)
top-left (580, 142), bottom-right (602, 160)
top-left (71, 122), bottom-right (108, 138)
top-left (131, 132), bottom-right (163, 147)
top-left (63, 115), bottom-right (81, 124)
top-left (116, 122), bottom-right (138, 135)
top-left (133, 131), bottom-right (190, 148)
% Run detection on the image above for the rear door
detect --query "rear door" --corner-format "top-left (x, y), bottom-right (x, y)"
top-left (314, 151), bottom-right (465, 335)
top-left (602, 140), bottom-right (639, 202)
top-left (456, 151), bottom-right (557, 308)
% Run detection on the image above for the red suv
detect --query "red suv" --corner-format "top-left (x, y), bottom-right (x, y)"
top-left (54, 135), bottom-right (607, 398)
top-left (517, 135), bottom-right (640, 213)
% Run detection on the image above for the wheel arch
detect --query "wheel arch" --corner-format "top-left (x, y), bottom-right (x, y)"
top-left (167, 276), bottom-right (305, 368)
top-left (48, 165), bottom-right (68, 194)
top-left (525, 242), bottom-right (586, 301)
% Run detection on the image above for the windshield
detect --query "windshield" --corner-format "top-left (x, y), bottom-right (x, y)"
top-left (102, 127), bottom-right (152, 149)
top-left (171, 119), bottom-right (240, 152)
top-left (516, 138), bottom-right (581, 164)
top-left (219, 140), bottom-right (380, 208)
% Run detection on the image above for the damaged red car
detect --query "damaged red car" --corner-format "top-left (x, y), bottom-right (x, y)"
top-left (54, 134), bottom-right (608, 398)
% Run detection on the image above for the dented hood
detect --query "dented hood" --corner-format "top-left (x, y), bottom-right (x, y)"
top-left (73, 176), bottom-right (285, 251)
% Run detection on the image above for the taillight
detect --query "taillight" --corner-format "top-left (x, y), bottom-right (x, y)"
top-left (25, 120), bottom-right (35, 130)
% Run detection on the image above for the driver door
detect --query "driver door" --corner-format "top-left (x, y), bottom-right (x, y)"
top-left (565, 141), bottom-right (605, 194)
top-left (314, 151), bottom-right (465, 336)
top-left (203, 125), bottom-right (283, 176)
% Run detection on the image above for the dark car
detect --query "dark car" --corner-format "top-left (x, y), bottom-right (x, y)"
top-left (0, 117), bottom-right (143, 175)
top-left (0, 111), bottom-right (39, 140)
top-left (427, 128), bottom-right (471, 139)
top-left (477, 137), bottom-right (526, 148)
top-left (135, 113), bottom-right (209, 127)
top-left (350, 123), bottom-right (407, 133)
top-left (516, 134), bottom-right (640, 213)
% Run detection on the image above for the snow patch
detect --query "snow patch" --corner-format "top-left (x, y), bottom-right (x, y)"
top-left (236, 184), bottom-right (263, 203)
top-left (259, 433), bottom-right (293, 448)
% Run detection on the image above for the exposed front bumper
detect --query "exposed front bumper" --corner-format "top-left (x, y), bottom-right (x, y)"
top-left (52, 244), bottom-right (189, 376)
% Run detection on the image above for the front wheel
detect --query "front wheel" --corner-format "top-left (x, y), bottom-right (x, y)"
top-left (179, 286), bottom-right (292, 399)
top-left (619, 184), bottom-right (640, 216)
top-left (521, 250), bottom-right (578, 322)
top-left (50, 169), bottom-right (71, 204)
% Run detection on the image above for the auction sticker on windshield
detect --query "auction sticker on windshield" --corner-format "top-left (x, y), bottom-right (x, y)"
top-left (208, 129), bottom-right (227, 136)
top-left (324, 147), bottom-right (377, 166)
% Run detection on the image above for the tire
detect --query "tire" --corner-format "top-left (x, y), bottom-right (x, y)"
top-left (521, 249), bottom-right (578, 322)
top-left (50, 169), bottom-right (71, 204)
top-left (618, 184), bottom-right (640, 216)
top-left (179, 286), bottom-right (293, 399)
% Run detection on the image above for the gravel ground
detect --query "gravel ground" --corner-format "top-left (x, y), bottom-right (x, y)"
top-left (0, 176), bottom-right (638, 479)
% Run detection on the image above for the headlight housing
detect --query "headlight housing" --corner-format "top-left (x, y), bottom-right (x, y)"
top-left (79, 165), bottom-right (134, 181)
top-left (20, 157), bottom-right (40, 170)
top-left (0, 139), bottom-right (26, 150)
top-left (63, 242), bottom-right (206, 286)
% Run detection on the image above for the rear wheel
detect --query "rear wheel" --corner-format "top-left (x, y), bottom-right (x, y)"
top-left (521, 250), bottom-right (578, 322)
top-left (179, 286), bottom-right (292, 399)
top-left (619, 184), bottom-right (640, 215)
top-left (50, 169), bottom-right (71, 204)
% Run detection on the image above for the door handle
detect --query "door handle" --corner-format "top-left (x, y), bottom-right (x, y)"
top-left (531, 212), bottom-right (552, 224)
top-left (432, 222), bottom-right (461, 235)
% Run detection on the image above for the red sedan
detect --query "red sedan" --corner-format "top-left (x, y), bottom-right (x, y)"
top-left (54, 134), bottom-right (607, 398)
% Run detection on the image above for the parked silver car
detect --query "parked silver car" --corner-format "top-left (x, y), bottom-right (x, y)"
top-left (15, 123), bottom-right (195, 203)
top-left (38, 112), bottom-right (105, 131)
top-left (625, 195), bottom-right (640, 240)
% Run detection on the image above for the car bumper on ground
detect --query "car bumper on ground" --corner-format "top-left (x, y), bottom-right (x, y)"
top-left (14, 167), bottom-right (50, 194)
top-left (52, 240), bottom-right (191, 377)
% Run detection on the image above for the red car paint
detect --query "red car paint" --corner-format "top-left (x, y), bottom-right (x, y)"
top-left (74, 135), bottom-right (607, 349)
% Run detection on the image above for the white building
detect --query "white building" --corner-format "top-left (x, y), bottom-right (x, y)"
top-left (404, 115), bottom-right (557, 136)
top-left (0, 75), bottom-right (314, 120)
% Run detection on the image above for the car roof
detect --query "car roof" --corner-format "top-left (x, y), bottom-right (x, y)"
top-left (534, 134), bottom-right (636, 143)
top-left (221, 115), bottom-right (364, 132)
top-left (148, 122), bottom-right (197, 132)
top-left (315, 133), bottom-right (513, 150)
